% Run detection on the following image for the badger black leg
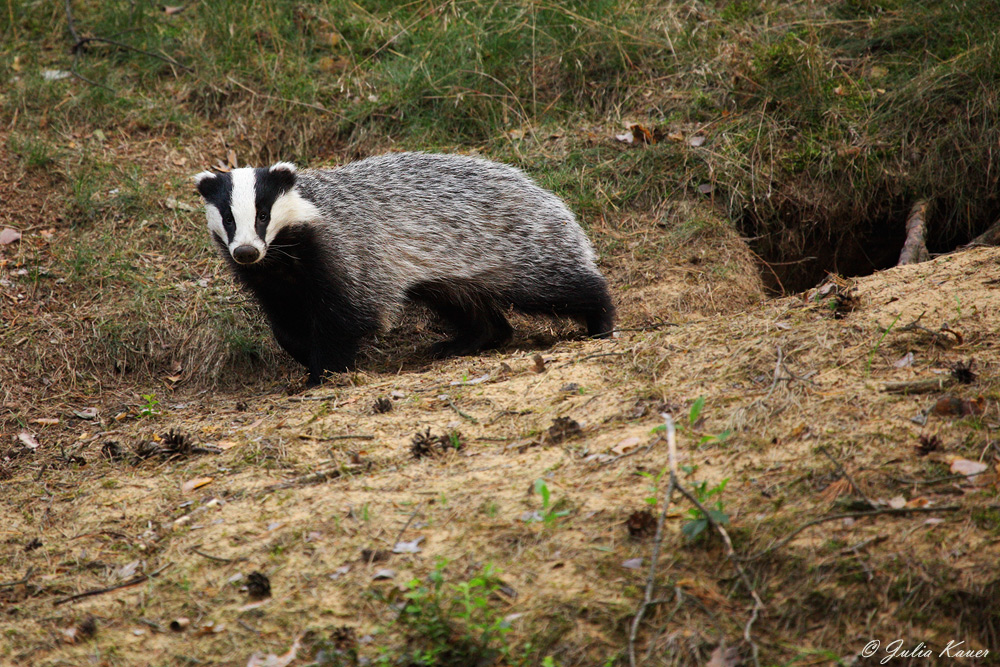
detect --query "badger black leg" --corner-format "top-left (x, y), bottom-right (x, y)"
top-left (407, 279), bottom-right (513, 358)
top-left (507, 270), bottom-right (616, 338)
top-left (305, 308), bottom-right (377, 385)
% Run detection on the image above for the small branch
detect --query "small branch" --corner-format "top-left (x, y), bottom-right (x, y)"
top-left (190, 548), bottom-right (244, 564)
top-left (444, 397), bottom-right (478, 424)
top-left (299, 433), bottom-right (375, 441)
top-left (965, 216), bottom-right (1000, 248)
top-left (53, 563), bottom-right (170, 606)
top-left (883, 376), bottom-right (956, 394)
top-left (0, 568), bottom-right (34, 589)
top-left (818, 446), bottom-right (874, 509)
top-left (675, 480), bottom-right (763, 667)
top-left (628, 414), bottom-right (678, 667)
top-left (740, 505), bottom-right (961, 562)
top-left (898, 200), bottom-right (930, 265)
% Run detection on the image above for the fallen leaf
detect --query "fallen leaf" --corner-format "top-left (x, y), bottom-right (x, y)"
top-left (450, 373), bottom-right (489, 386)
top-left (371, 568), bottom-right (396, 580)
top-left (74, 407), bottom-right (98, 420)
top-left (18, 431), bottom-right (40, 450)
top-left (949, 457), bottom-right (988, 478)
top-left (612, 436), bottom-right (642, 455)
top-left (164, 196), bottom-right (196, 212)
top-left (0, 228), bottom-right (22, 245)
top-left (894, 352), bottom-right (915, 368)
top-left (246, 636), bottom-right (301, 667)
top-left (227, 149), bottom-right (238, 169)
top-left (115, 560), bottom-right (141, 580)
top-left (667, 131), bottom-right (684, 141)
top-left (697, 183), bottom-right (713, 195)
top-left (888, 496), bottom-right (906, 510)
top-left (181, 476), bottom-right (213, 493)
top-left (905, 497), bottom-right (930, 508)
top-left (31, 418), bottom-right (59, 426)
top-left (622, 558), bottom-right (644, 570)
top-left (614, 130), bottom-right (635, 144)
top-left (330, 565), bottom-right (351, 580)
top-left (42, 69), bottom-right (71, 81)
top-left (687, 135), bottom-right (705, 147)
top-left (393, 537), bottom-right (424, 554)
top-left (163, 5), bottom-right (185, 15)
top-left (706, 645), bottom-right (740, 667)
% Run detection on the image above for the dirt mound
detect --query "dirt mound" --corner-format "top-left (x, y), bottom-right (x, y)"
top-left (4, 247), bottom-right (999, 664)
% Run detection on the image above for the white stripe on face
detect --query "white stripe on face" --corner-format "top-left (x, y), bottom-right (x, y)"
top-left (205, 203), bottom-right (225, 239)
top-left (267, 189), bottom-right (322, 244)
top-left (229, 168), bottom-right (265, 256)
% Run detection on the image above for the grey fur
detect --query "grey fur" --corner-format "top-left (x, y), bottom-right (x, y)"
top-left (196, 152), bottom-right (615, 384)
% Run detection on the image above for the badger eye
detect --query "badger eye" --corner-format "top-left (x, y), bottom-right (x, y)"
top-left (257, 211), bottom-right (268, 223)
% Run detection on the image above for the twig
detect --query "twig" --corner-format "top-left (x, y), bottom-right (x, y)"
top-left (0, 568), bottom-right (34, 589)
top-left (818, 446), bottom-right (874, 509)
top-left (299, 433), bottom-right (375, 441)
top-left (190, 548), bottom-right (244, 564)
top-left (674, 478), bottom-right (764, 667)
top-left (391, 502), bottom-right (425, 548)
top-left (883, 376), bottom-right (956, 394)
top-left (53, 563), bottom-right (171, 606)
top-left (64, 0), bottom-right (190, 93)
top-left (740, 505), bottom-right (962, 562)
top-left (882, 469), bottom-right (987, 485)
top-left (897, 200), bottom-right (930, 265)
top-left (444, 397), bottom-right (478, 424)
top-left (628, 414), bottom-right (678, 667)
top-left (287, 393), bottom-right (338, 402)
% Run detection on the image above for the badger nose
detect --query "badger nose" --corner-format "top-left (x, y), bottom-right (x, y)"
top-left (232, 245), bottom-right (260, 264)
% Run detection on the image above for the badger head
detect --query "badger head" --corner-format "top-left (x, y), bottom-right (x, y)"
top-left (193, 162), bottom-right (318, 265)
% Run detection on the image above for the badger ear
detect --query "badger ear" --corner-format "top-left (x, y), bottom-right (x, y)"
top-left (268, 162), bottom-right (298, 192)
top-left (194, 171), bottom-right (219, 199)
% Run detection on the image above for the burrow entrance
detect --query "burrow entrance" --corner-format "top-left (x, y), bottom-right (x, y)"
top-left (740, 201), bottom-right (1000, 294)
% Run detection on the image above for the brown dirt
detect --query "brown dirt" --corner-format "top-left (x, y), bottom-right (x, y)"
top-left (5, 240), bottom-right (1000, 664)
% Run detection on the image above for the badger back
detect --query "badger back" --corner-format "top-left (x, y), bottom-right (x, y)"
top-left (293, 153), bottom-right (599, 285)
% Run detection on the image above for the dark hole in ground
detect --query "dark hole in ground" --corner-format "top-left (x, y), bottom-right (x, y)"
top-left (741, 200), bottom-right (1000, 294)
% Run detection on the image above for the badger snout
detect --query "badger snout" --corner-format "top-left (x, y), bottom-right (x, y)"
top-left (232, 245), bottom-right (261, 264)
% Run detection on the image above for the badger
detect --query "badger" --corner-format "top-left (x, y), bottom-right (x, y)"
top-left (194, 152), bottom-right (615, 385)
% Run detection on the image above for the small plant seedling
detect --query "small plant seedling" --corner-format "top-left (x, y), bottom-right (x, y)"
top-left (682, 477), bottom-right (730, 541)
top-left (636, 466), bottom-right (669, 506)
top-left (688, 395), bottom-right (706, 427)
top-left (533, 479), bottom-right (570, 527)
top-left (139, 393), bottom-right (160, 418)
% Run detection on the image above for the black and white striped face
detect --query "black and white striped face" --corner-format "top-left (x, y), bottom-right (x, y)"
top-left (193, 162), bottom-right (317, 265)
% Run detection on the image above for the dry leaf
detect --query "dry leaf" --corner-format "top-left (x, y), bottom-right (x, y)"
top-left (393, 537), bottom-right (424, 554)
top-left (687, 135), bottom-right (705, 147)
top-left (74, 407), bottom-right (98, 420)
top-left (163, 5), bottom-right (185, 15)
top-left (622, 558), bottom-right (643, 570)
top-left (612, 436), bottom-right (641, 455)
top-left (0, 228), bottom-right (22, 245)
top-left (614, 130), bottom-right (635, 144)
top-left (31, 418), bottom-right (59, 426)
top-left (246, 636), bottom-right (301, 667)
top-left (905, 497), bottom-right (930, 508)
top-left (18, 431), bottom-right (40, 450)
top-left (949, 457), bottom-right (987, 478)
top-left (227, 149), bottom-right (238, 169)
top-left (182, 476), bottom-right (213, 493)
top-left (371, 568), bottom-right (396, 580)
top-left (667, 131), bottom-right (684, 141)
top-left (888, 496), bottom-right (906, 510)
top-left (894, 352), bottom-right (915, 368)
top-left (706, 645), bottom-right (741, 667)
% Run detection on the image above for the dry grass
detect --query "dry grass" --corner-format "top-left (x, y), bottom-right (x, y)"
top-left (5, 243), bottom-right (1000, 665)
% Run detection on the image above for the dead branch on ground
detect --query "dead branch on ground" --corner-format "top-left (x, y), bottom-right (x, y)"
top-left (897, 200), bottom-right (930, 265)
top-left (64, 0), bottom-right (191, 91)
top-left (628, 414), bottom-right (763, 667)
